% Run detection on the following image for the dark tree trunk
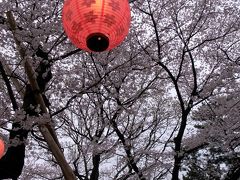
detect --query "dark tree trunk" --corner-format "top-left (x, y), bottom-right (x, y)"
top-left (0, 122), bottom-right (28, 180)
top-left (90, 154), bottom-right (100, 180)
top-left (0, 47), bottom-right (52, 179)
top-left (172, 112), bottom-right (189, 180)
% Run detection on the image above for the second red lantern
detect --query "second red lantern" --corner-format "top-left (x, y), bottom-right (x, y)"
top-left (0, 138), bottom-right (5, 159)
top-left (62, 0), bottom-right (131, 52)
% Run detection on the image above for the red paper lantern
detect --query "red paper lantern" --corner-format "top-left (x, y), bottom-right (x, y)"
top-left (0, 138), bottom-right (5, 159)
top-left (62, 0), bottom-right (131, 52)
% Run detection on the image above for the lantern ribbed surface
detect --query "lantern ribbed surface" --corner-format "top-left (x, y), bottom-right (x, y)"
top-left (62, 0), bottom-right (131, 52)
top-left (0, 139), bottom-right (5, 159)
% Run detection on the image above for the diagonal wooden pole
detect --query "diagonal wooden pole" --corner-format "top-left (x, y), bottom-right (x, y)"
top-left (6, 11), bottom-right (76, 180)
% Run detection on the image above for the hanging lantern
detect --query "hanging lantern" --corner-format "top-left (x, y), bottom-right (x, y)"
top-left (0, 138), bottom-right (5, 159)
top-left (62, 0), bottom-right (131, 52)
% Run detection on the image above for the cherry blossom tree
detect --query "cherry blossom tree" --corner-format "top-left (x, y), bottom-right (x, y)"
top-left (0, 0), bottom-right (239, 179)
top-left (131, 0), bottom-right (240, 179)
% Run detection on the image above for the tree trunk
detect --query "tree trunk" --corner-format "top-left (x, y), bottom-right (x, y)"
top-left (172, 112), bottom-right (189, 180)
top-left (4, 11), bottom-right (77, 180)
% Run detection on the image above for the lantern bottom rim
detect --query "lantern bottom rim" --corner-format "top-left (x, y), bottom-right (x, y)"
top-left (87, 33), bottom-right (109, 52)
